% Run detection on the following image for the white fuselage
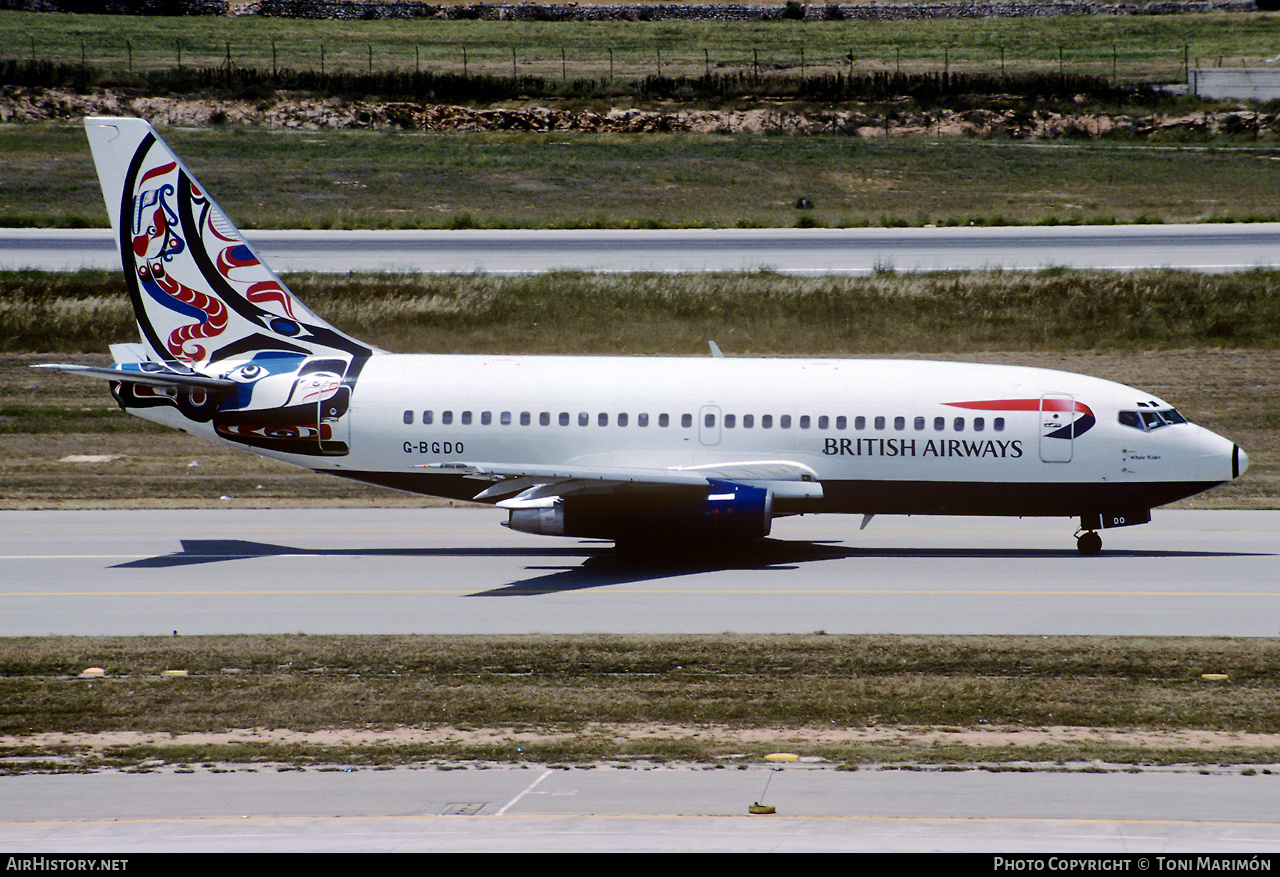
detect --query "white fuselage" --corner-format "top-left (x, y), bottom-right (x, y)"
top-left (150, 354), bottom-right (1240, 520)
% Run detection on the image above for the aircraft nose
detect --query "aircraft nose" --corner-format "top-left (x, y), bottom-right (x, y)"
top-left (1195, 430), bottom-right (1245, 483)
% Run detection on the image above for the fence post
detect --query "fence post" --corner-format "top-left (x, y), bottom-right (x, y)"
top-left (127, 39), bottom-right (132, 74)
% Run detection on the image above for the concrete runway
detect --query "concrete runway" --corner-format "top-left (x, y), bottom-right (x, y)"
top-left (3, 508), bottom-right (1277, 637)
top-left (3, 763), bottom-right (1278, 852)
top-left (5, 224), bottom-right (1280, 274)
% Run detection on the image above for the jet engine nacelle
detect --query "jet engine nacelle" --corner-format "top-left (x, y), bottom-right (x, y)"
top-left (506, 479), bottom-right (774, 544)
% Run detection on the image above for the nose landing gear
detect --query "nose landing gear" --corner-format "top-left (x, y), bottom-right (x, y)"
top-left (1075, 510), bottom-right (1151, 556)
top-left (1075, 530), bottom-right (1103, 556)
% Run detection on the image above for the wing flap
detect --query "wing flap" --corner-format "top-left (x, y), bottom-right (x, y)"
top-left (418, 460), bottom-right (824, 504)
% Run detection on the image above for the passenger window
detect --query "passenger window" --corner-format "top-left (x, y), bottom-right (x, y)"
top-left (559, 412), bottom-right (570, 426)
top-left (638, 413), bottom-right (649, 427)
top-left (762, 415), bottom-right (773, 429)
top-left (682, 414), bottom-right (693, 428)
top-left (500, 411), bottom-right (511, 426)
top-left (934, 416), bottom-right (945, 431)
top-left (974, 417), bottom-right (984, 432)
top-left (818, 416), bottom-right (828, 429)
top-left (618, 413), bottom-right (628, 427)
top-left (853, 416), bottom-right (863, 430)
top-left (915, 416), bottom-right (926, 431)
top-left (539, 412), bottom-right (550, 426)
top-left (578, 412), bottom-right (589, 426)
top-left (704, 413), bottom-right (715, 428)
top-left (725, 414), bottom-right (735, 428)
top-left (659, 414), bottom-right (670, 427)
top-left (743, 414), bottom-right (754, 428)
top-left (894, 416), bottom-right (905, 431)
top-left (994, 417), bottom-right (1005, 431)
top-left (461, 411), bottom-right (472, 425)
top-left (480, 411), bottom-right (491, 426)
top-left (520, 412), bottom-right (530, 426)
top-left (874, 416), bottom-right (885, 430)
top-left (442, 411), bottom-right (453, 425)
top-left (403, 410), bottom-right (413, 425)
top-left (800, 415), bottom-right (810, 429)
top-left (599, 413), bottom-right (608, 427)
top-left (954, 417), bottom-right (964, 431)
top-left (780, 415), bottom-right (791, 429)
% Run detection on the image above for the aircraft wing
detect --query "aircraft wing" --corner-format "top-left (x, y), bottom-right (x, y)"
top-left (419, 460), bottom-right (824, 505)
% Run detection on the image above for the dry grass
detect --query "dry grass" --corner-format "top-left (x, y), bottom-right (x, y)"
top-left (4, 634), bottom-right (1279, 771)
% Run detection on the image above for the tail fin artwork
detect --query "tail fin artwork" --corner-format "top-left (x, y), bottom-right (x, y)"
top-left (37, 119), bottom-right (379, 457)
top-left (84, 117), bottom-right (376, 365)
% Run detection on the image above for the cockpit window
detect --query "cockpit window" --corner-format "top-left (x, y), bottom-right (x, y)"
top-left (1119, 408), bottom-right (1188, 431)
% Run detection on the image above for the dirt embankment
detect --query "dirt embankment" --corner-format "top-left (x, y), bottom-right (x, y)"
top-left (4, 86), bottom-right (1274, 140)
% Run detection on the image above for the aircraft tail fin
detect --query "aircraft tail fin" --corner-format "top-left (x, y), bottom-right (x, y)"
top-left (84, 117), bottom-right (376, 366)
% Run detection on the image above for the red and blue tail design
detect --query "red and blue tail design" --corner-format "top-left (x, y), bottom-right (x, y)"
top-left (85, 117), bottom-right (376, 366)
top-left (76, 118), bottom-right (377, 457)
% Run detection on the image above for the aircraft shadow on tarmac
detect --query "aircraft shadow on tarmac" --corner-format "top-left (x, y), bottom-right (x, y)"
top-left (109, 538), bottom-right (1264, 596)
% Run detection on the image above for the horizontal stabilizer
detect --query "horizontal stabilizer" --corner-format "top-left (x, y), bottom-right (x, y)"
top-left (32, 362), bottom-right (236, 392)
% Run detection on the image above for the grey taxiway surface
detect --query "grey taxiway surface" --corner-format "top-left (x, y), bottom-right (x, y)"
top-left (5, 764), bottom-right (1279, 853)
top-left (4, 224), bottom-right (1280, 274)
top-left (3, 508), bottom-right (1278, 637)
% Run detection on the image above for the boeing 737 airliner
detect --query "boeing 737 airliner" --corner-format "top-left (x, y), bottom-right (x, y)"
top-left (39, 118), bottom-right (1248, 555)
